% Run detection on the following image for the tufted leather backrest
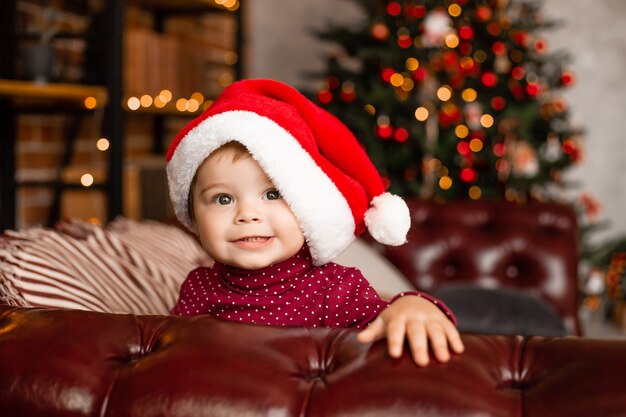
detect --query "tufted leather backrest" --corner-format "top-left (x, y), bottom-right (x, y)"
top-left (369, 199), bottom-right (580, 335)
top-left (1, 304), bottom-right (624, 417)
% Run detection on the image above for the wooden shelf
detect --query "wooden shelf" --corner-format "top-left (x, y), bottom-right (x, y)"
top-left (129, 0), bottom-right (235, 13)
top-left (125, 101), bottom-right (208, 116)
top-left (0, 79), bottom-right (108, 108)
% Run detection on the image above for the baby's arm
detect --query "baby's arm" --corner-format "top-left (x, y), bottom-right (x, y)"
top-left (357, 293), bottom-right (464, 366)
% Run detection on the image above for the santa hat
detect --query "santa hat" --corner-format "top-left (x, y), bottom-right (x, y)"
top-left (166, 79), bottom-right (410, 265)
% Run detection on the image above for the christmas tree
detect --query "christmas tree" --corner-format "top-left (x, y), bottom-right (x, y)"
top-left (312, 0), bottom-right (581, 202)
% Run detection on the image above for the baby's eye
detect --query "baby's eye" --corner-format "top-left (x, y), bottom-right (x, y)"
top-left (213, 194), bottom-right (233, 205)
top-left (264, 189), bottom-right (281, 200)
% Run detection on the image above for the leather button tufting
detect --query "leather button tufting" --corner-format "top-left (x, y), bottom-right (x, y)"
top-left (506, 265), bottom-right (519, 279)
top-left (444, 264), bottom-right (457, 278)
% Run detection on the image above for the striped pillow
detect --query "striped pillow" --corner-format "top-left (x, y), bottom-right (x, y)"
top-left (0, 218), bottom-right (211, 315)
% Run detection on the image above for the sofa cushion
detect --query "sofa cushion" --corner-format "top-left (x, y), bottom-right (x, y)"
top-left (433, 285), bottom-right (568, 337)
top-left (0, 218), bottom-right (210, 314)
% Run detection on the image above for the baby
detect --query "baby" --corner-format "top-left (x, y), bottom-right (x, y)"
top-left (167, 79), bottom-right (464, 366)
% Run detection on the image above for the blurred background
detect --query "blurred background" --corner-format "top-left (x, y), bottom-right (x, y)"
top-left (0, 0), bottom-right (625, 332)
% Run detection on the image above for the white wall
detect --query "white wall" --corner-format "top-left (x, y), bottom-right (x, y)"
top-left (246, 0), bottom-right (626, 242)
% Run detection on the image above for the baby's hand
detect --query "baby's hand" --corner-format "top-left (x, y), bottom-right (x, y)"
top-left (357, 295), bottom-right (464, 366)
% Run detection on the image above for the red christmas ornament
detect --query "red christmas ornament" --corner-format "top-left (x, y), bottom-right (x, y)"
top-left (397, 34), bottom-right (413, 48)
top-left (511, 31), bottom-right (528, 46)
top-left (443, 51), bottom-right (459, 68)
top-left (476, 6), bottom-right (493, 21)
top-left (561, 70), bottom-right (575, 86)
top-left (439, 105), bottom-right (462, 127)
top-left (459, 42), bottom-right (473, 56)
top-left (412, 67), bottom-right (428, 81)
top-left (491, 96), bottom-right (506, 111)
top-left (450, 75), bottom-right (465, 89)
top-left (511, 66), bottom-right (525, 80)
top-left (493, 143), bottom-right (506, 157)
top-left (371, 23), bottom-right (390, 41)
top-left (460, 167), bottom-right (477, 182)
top-left (457, 141), bottom-right (471, 156)
top-left (508, 80), bottom-right (525, 100)
top-left (459, 26), bottom-right (474, 40)
top-left (534, 39), bottom-right (547, 53)
top-left (381, 68), bottom-right (395, 83)
top-left (327, 76), bottom-right (340, 89)
top-left (492, 41), bottom-right (506, 55)
top-left (562, 140), bottom-right (576, 154)
top-left (481, 72), bottom-right (498, 87)
top-left (394, 128), bottom-right (409, 142)
top-left (525, 82), bottom-right (541, 96)
top-left (340, 90), bottom-right (356, 103)
top-left (318, 89), bottom-right (333, 104)
top-left (411, 5), bottom-right (427, 18)
top-left (377, 125), bottom-right (393, 139)
top-left (387, 2), bottom-right (402, 16)
top-left (487, 22), bottom-right (502, 36)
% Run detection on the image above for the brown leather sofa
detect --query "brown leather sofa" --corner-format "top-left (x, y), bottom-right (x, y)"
top-left (1, 304), bottom-right (626, 417)
top-left (372, 199), bottom-right (581, 336)
top-left (2, 200), bottom-right (626, 417)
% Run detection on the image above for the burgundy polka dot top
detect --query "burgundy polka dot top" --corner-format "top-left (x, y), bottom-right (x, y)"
top-left (171, 246), bottom-right (456, 330)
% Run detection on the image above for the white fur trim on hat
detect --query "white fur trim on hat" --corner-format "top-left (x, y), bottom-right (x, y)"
top-left (364, 192), bottom-right (411, 246)
top-left (167, 110), bottom-right (356, 265)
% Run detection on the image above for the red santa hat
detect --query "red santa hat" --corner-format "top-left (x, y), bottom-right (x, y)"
top-left (166, 79), bottom-right (410, 265)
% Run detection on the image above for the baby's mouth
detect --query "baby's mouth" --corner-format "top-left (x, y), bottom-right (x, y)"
top-left (233, 236), bottom-right (273, 248)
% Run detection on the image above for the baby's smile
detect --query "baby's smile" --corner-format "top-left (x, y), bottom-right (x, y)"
top-left (232, 236), bottom-right (274, 249)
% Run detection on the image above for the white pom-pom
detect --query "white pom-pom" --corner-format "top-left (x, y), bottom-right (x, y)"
top-left (364, 192), bottom-right (411, 246)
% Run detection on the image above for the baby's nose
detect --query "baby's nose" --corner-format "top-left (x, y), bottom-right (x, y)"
top-left (235, 202), bottom-right (261, 223)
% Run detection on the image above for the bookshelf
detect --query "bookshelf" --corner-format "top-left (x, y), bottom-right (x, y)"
top-left (0, 0), bottom-right (243, 231)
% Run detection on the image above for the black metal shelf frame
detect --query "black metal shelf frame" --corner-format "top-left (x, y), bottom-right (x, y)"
top-left (0, 0), bottom-right (244, 231)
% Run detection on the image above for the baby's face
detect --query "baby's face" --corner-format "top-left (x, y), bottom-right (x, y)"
top-left (191, 148), bottom-right (305, 270)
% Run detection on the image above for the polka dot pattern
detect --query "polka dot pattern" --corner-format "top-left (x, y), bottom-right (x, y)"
top-left (171, 246), bottom-right (456, 329)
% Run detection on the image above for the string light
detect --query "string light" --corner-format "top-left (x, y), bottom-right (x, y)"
top-left (159, 90), bottom-right (172, 103)
top-left (401, 78), bottom-right (414, 91)
top-left (405, 58), bottom-right (419, 71)
top-left (445, 34), bottom-right (460, 48)
top-left (390, 73), bottom-right (404, 87)
top-left (127, 97), bottom-right (140, 110)
top-left (176, 98), bottom-right (188, 112)
top-left (140, 94), bottom-right (153, 107)
top-left (191, 92), bottom-right (205, 103)
top-left (364, 104), bottom-right (376, 115)
top-left (469, 138), bottom-right (483, 152)
top-left (455, 125), bottom-right (469, 138)
top-left (448, 4), bottom-right (462, 17)
top-left (187, 99), bottom-right (200, 112)
top-left (224, 51), bottom-right (238, 65)
top-left (415, 106), bottom-right (429, 121)
top-left (439, 176), bottom-right (453, 190)
top-left (469, 186), bottom-right (482, 200)
top-left (437, 85), bottom-right (453, 101)
top-left (81, 173), bottom-right (94, 187)
top-left (96, 138), bottom-right (109, 151)
top-left (84, 97), bottom-right (97, 109)
top-left (461, 88), bottom-right (477, 102)
top-left (480, 114), bottom-right (494, 128)
top-left (154, 96), bottom-right (166, 108)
